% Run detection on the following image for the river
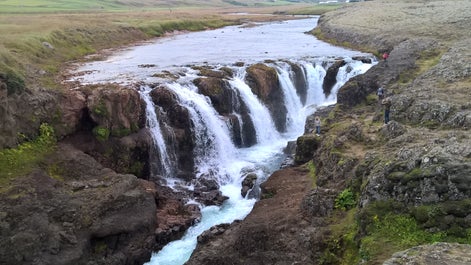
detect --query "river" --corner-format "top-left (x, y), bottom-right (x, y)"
top-left (70, 16), bottom-right (375, 265)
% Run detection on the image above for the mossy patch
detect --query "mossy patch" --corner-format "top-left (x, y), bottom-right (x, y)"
top-left (128, 161), bottom-right (144, 177)
top-left (47, 163), bottom-right (64, 182)
top-left (320, 209), bottom-right (359, 265)
top-left (357, 199), bottom-right (471, 264)
top-left (334, 188), bottom-right (356, 211)
top-left (307, 160), bottom-right (317, 189)
top-left (92, 100), bottom-right (108, 118)
top-left (359, 213), bottom-right (447, 264)
top-left (92, 126), bottom-right (110, 142)
top-left (0, 123), bottom-right (56, 185)
top-left (111, 127), bottom-right (132, 138)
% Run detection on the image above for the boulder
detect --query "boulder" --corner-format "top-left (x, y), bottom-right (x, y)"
top-left (241, 172), bottom-right (257, 198)
top-left (153, 185), bottom-right (201, 251)
top-left (294, 134), bottom-right (320, 164)
top-left (85, 84), bottom-right (145, 138)
top-left (193, 77), bottom-right (234, 115)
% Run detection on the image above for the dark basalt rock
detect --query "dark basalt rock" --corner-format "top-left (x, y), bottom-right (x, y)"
top-left (323, 60), bottom-right (346, 96)
top-left (0, 144), bottom-right (156, 265)
top-left (294, 134), bottom-right (320, 164)
top-left (193, 77), bottom-right (234, 115)
top-left (241, 172), bottom-right (257, 198)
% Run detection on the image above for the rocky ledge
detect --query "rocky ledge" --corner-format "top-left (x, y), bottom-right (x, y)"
top-left (186, 0), bottom-right (471, 264)
top-left (0, 143), bottom-right (156, 265)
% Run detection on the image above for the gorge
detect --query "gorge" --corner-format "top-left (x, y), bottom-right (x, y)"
top-left (67, 17), bottom-right (374, 264)
top-left (1, 0), bottom-right (470, 264)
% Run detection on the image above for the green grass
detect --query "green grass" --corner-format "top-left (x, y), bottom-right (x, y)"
top-left (0, 123), bottom-right (56, 185)
top-left (335, 188), bottom-right (356, 210)
top-left (0, 0), bottom-right (123, 13)
top-left (356, 199), bottom-right (471, 264)
top-left (0, 0), bottom-right (314, 13)
top-left (359, 213), bottom-right (449, 264)
top-left (307, 160), bottom-right (317, 188)
top-left (321, 209), bottom-right (360, 265)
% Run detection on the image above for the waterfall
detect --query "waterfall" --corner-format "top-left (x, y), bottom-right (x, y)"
top-left (145, 58), bottom-right (374, 265)
top-left (140, 87), bottom-right (175, 178)
top-left (229, 74), bottom-right (281, 145)
top-left (274, 62), bottom-right (306, 137)
top-left (303, 61), bottom-right (327, 115)
top-left (325, 58), bottom-right (373, 105)
top-left (66, 16), bottom-right (377, 265)
top-left (165, 82), bottom-right (237, 184)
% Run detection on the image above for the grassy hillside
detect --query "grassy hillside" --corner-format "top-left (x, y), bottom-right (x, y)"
top-left (0, 1), bottom-right (342, 92)
top-left (0, 0), bottom-right (324, 13)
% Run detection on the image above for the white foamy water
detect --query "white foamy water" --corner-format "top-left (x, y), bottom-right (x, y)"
top-left (67, 17), bottom-right (376, 265)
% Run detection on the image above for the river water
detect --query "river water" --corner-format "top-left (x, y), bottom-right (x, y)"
top-left (70, 16), bottom-right (374, 265)
top-left (72, 16), bottom-right (369, 85)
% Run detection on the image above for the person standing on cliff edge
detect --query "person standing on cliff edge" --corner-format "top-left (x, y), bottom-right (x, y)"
top-left (382, 97), bottom-right (392, 124)
top-left (382, 52), bottom-right (389, 67)
top-left (377, 86), bottom-right (385, 102)
top-left (314, 116), bottom-right (321, 136)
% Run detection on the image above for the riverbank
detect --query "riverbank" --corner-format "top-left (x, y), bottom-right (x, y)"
top-left (186, 0), bottom-right (471, 264)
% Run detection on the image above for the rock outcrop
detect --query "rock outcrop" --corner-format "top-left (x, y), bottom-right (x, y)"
top-left (0, 81), bottom-right (195, 264)
top-left (384, 242), bottom-right (471, 265)
top-left (185, 167), bottom-right (314, 265)
top-left (0, 144), bottom-right (156, 265)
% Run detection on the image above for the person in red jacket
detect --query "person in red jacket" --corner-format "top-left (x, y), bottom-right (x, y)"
top-left (382, 52), bottom-right (389, 61)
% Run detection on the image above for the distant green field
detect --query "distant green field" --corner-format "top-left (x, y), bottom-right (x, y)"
top-left (0, 0), bottom-right (315, 13)
top-left (0, 0), bottom-right (149, 12)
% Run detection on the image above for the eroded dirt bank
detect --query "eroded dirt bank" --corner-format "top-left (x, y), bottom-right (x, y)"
top-left (186, 0), bottom-right (471, 264)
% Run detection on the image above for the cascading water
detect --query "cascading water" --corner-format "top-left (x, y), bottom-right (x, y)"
top-left (165, 82), bottom-right (237, 182)
top-left (325, 58), bottom-right (373, 105)
top-left (68, 17), bottom-right (376, 265)
top-left (229, 75), bottom-right (280, 145)
top-left (273, 62), bottom-right (306, 136)
top-left (303, 61), bottom-right (327, 113)
top-left (144, 59), bottom-right (373, 265)
top-left (140, 87), bottom-right (175, 178)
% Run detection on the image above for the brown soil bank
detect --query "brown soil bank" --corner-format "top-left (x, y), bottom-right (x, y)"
top-left (186, 1), bottom-right (471, 264)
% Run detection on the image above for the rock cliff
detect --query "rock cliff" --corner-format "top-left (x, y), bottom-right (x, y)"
top-left (0, 82), bottom-right (200, 264)
top-left (0, 143), bottom-right (156, 265)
